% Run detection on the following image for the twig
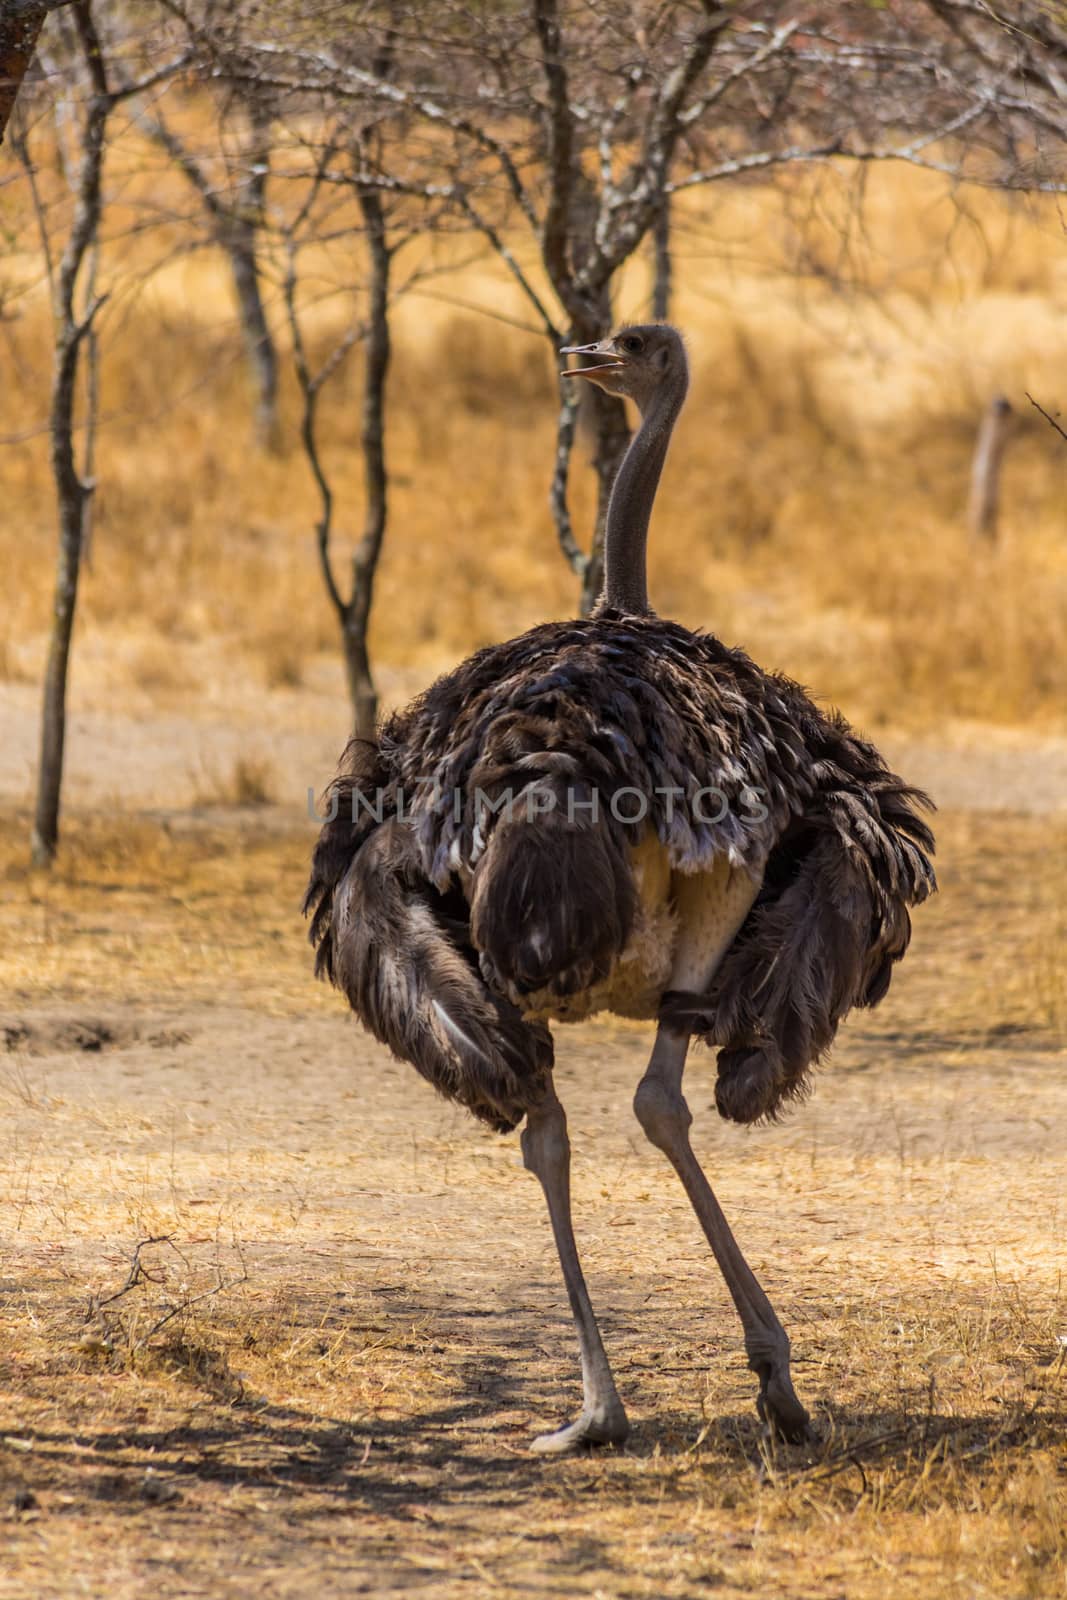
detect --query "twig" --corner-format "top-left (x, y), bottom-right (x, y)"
top-left (1026, 391), bottom-right (1067, 443)
top-left (86, 1234), bottom-right (250, 1357)
top-left (135, 1267), bottom-right (248, 1351)
top-left (87, 1233), bottom-right (175, 1314)
top-left (681, 19), bottom-right (801, 126)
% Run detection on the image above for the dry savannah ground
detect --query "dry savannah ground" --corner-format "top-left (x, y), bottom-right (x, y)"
top-left (1, 153), bottom-right (1066, 1597)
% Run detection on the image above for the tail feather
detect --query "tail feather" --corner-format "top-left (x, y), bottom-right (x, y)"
top-left (328, 818), bottom-right (553, 1133)
top-left (666, 781), bottom-right (935, 1125)
top-left (469, 778), bottom-right (635, 1003)
top-left (304, 739), bottom-right (390, 983)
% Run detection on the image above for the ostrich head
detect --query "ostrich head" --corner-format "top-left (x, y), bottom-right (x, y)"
top-left (561, 324), bottom-right (688, 415)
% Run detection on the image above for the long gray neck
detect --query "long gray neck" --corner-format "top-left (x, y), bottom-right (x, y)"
top-left (602, 367), bottom-right (688, 613)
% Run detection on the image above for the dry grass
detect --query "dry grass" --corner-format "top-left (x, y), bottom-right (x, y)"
top-left (0, 808), bottom-right (322, 1013)
top-left (4, 1255), bottom-right (1064, 1598)
top-left (129, 635), bottom-right (198, 696)
top-left (259, 625), bottom-right (306, 689)
top-left (191, 753), bottom-right (277, 808)
top-left (1031, 910), bottom-right (1067, 1037)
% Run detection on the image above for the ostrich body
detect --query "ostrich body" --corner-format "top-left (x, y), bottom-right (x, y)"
top-left (305, 325), bottom-right (935, 1452)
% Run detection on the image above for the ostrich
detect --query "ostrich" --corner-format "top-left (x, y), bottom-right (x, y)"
top-left (305, 324), bottom-right (935, 1454)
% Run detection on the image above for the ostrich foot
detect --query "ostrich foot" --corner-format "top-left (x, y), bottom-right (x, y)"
top-left (753, 1360), bottom-right (818, 1446)
top-left (530, 1406), bottom-right (630, 1455)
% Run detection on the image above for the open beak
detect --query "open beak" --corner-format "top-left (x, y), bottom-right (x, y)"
top-left (560, 342), bottom-right (627, 379)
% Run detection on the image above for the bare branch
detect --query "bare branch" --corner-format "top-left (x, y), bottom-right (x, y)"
top-left (889, 98), bottom-right (992, 161)
top-left (8, 111), bottom-right (56, 295)
top-left (1026, 391), bottom-right (1067, 443)
top-left (232, 42), bottom-right (540, 234)
top-left (666, 142), bottom-right (841, 195)
top-left (680, 18), bottom-right (800, 126)
top-left (651, 4), bottom-right (731, 138)
top-left (583, 3), bottom-right (730, 289)
top-left (110, 52), bottom-right (192, 103)
top-left (138, 109), bottom-right (225, 219)
top-left (548, 379), bottom-right (585, 580)
top-left (847, 149), bottom-right (1067, 193)
top-left (454, 189), bottom-right (561, 342)
top-left (282, 232), bottom-right (348, 623)
top-left (275, 159), bottom-right (562, 339)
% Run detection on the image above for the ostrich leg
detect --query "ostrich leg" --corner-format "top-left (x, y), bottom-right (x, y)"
top-left (633, 1025), bottom-right (813, 1442)
top-left (521, 1083), bottom-right (629, 1453)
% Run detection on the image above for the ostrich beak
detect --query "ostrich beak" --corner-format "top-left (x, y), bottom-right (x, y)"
top-left (560, 342), bottom-right (627, 380)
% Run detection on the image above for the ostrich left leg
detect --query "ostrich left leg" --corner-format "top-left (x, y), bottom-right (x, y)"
top-left (521, 1081), bottom-right (629, 1454)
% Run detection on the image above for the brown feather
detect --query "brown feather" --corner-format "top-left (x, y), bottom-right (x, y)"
top-left (305, 612), bottom-right (935, 1129)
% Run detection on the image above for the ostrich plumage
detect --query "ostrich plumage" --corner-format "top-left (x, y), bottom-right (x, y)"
top-left (305, 324), bottom-right (935, 1452)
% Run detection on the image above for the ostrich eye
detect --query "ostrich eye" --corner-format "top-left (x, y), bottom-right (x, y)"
top-left (619, 334), bottom-right (644, 355)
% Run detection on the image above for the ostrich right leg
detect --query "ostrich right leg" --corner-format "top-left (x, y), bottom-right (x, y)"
top-left (521, 1082), bottom-right (629, 1454)
top-left (633, 863), bottom-right (813, 1442)
top-left (634, 1025), bottom-right (812, 1443)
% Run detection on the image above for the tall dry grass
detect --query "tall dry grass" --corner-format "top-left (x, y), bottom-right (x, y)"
top-left (0, 154), bottom-right (1064, 730)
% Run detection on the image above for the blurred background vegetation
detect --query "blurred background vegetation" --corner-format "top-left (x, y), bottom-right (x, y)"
top-left (4, 166), bottom-right (1064, 718)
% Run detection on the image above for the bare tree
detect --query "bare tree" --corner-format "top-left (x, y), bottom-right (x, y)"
top-left (15, 2), bottom-right (186, 865)
top-left (140, 92), bottom-right (280, 450)
top-left (30, 5), bottom-right (112, 867)
top-left (7, 0), bottom-right (1062, 859)
top-left (181, 1), bottom-right (1067, 621)
top-left (219, 2), bottom-right (761, 610)
top-left (968, 394), bottom-right (1013, 543)
top-left (279, 131), bottom-right (403, 739)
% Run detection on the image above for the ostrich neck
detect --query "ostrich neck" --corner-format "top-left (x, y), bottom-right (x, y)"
top-left (602, 371), bottom-right (688, 614)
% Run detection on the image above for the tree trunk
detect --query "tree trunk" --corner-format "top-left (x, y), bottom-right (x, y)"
top-left (344, 186), bottom-right (391, 739)
top-left (145, 110), bottom-right (279, 451)
top-left (967, 393), bottom-right (1012, 542)
top-left (0, 1), bottom-right (51, 147)
top-left (652, 197), bottom-right (671, 321)
top-left (341, 620), bottom-right (379, 745)
top-left (32, 328), bottom-right (88, 866)
top-left (223, 213), bottom-right (278, 453)
top-left (31, 0), bottom-right (107, 867)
